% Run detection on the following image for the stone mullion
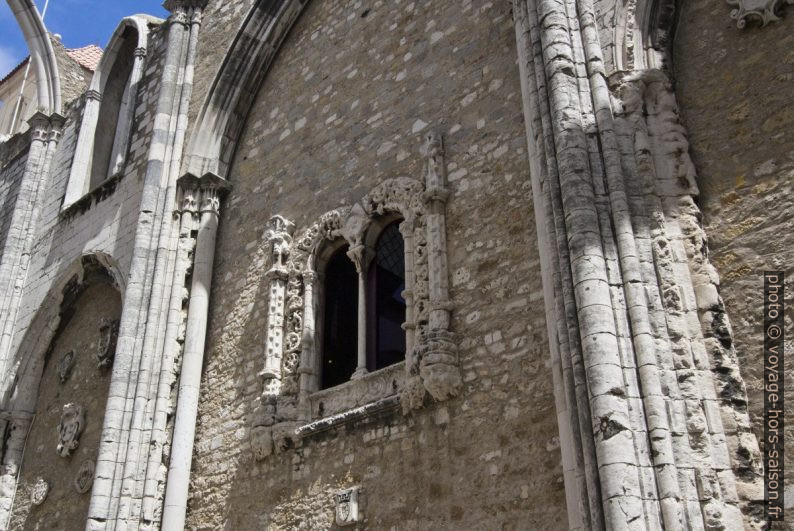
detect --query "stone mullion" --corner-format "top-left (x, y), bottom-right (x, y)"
top-left (514, 1), bottom-right (601, 527)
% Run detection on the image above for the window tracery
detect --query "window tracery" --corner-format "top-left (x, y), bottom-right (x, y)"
top-left (251, 131), bottom-right (460, 459)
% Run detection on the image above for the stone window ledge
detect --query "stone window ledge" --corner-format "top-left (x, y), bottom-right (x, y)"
top-left (296, 395), bottom-right (400, 439)
top-left (60, 171), bottom-right (124, 219)
top-left (308, 361), bottom-right (405, 420)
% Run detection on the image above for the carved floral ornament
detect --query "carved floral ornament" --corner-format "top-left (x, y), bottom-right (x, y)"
top-left (251, 131), bottom-right (461, 460)
top-left (727, 0), bottom-right (792, 27)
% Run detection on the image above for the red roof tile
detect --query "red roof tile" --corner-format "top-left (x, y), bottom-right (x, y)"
top-left (66, 44), bottom-right (103, 72)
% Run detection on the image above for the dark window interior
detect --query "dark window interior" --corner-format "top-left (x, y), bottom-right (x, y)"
top-left (321, 245), bottom-right (358, 389)
top-left (368, 221), bottom-right (406, 371)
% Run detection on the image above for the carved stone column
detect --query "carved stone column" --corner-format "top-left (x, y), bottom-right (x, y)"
top-left (348, 244), bottom-right (372, 380)
top-left (260, 216), bottom-right (296, 396)
top-left (297, 270), bottom-right (318, 421)
top-left (417, 132), bottom-right (461, 401)
top-left (162, 172), bottom-right (230, 530)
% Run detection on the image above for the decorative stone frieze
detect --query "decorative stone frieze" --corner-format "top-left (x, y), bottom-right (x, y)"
top-left (74, 460), bottom-right (95, 494)
top-left (727, 0), bottom-right (792, 27)
top-left (56, 403), bottom-right (85, 458)
top-left (96, 318), bottom-right (119, 369)
top-left (30, 477), bottom-right (49, 506)
top-left (251, 132), bottom-right (460, 460)
top-left (57, 350), bottom-right (75, 383)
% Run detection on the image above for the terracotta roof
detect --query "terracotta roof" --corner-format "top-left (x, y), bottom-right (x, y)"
top-left (66, 44), bottom-right (103, 72)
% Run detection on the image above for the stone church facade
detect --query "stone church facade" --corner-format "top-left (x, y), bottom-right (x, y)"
top-left (0, 0), bottom-right (790, 529)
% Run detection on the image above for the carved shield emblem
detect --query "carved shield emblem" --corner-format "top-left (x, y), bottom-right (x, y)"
top-left (74, 460), bottom-right (95, 494)
top-left (56, 403), bottom-right (85, 458)
top-left (57, 350), bottom-right (75, 383)
top-left (334, 487), bottom-right (360, 526)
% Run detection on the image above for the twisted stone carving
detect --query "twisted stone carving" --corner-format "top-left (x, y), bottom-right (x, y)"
top-left (56, 403), bottom-right (85, 458)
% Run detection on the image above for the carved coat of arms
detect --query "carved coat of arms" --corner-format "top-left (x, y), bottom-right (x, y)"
top-left (56, 403), bottom-right (85, 457)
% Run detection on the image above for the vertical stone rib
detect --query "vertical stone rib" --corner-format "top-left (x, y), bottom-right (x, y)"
top-left (513, 1), bottom-right (602, 527)
top-left (535, 0), bottom-right (646, 526)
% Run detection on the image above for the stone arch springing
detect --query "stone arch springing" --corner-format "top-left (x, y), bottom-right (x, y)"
top-left (182, 0), bottom-right (310, 180)
top-left (62, 15), bottom-right (160, 209)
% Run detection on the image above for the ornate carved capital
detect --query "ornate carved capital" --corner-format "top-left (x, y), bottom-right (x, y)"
top-left (727, 0), bottom-right (792, 27)
top-left (177, 171), bottom-right (232, 216)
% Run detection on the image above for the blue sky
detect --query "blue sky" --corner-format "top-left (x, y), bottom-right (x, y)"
top-left (0, 0), bottom-right (168, 75)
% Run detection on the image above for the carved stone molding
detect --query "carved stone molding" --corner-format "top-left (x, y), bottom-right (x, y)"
top-left (74, 460), bottom-right (95, 494)
top-left (56, 403), bottom-right (85, 457)
top-left (727, 0), bottom-right (793, 27)
top-left (30, 478), bottom-right (49, 506)
top-left (57, 350), bottom-right (75, 383)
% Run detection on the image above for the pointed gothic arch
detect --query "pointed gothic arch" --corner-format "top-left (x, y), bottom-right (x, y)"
top-left (6, 0), bottom-right (61, 116)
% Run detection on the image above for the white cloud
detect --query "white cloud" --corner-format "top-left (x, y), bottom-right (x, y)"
top-left (0, 46), bottom-right (24, 78)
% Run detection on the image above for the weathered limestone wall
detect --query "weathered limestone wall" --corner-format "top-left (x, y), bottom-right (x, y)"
top-left (674, 1), bottom-right (794, 516)
top-left (187, 0), bottom-right (564, 529)
top-left (1, 25), bottom-right (168, 397)
top-left (0, 148), bottom-right (28, 260)
top-left (8, 283), bottom-right (121, 530)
